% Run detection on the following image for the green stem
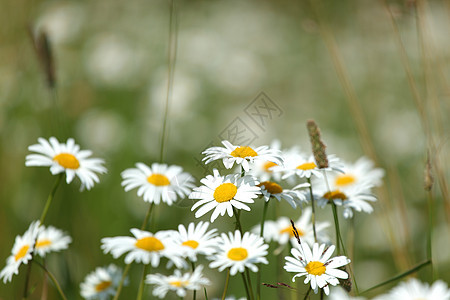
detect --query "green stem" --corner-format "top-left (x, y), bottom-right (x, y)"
top-left (256, 200), bottom-right (269, 300)
top-left (331, 203), bottom-right (341, 255)
top-left (361, 259), bottom-right (431, 294)
top-left (140, 203), bottom-right (155, 231)
top-left (221, 269), bottom-right (230, 300)
top-left (191, 261), bottom-right (197, 300)
top-left (233, 207), bottom-right (243, 234)
top-left (303, 286), bottom-right (312, 300)
top-left (245, 268), bottom-right (255, 300)
top-left (427, 190), bottom-right (435, 280)
top-left (307, 177), bottom-right (317, 242)
top-left (33, 260), bottom-right (67, 300)
top-left (136, 264), bottom-right (149, 300)
top-left (113, 263), bottom-right (131, 300)
top-left (204, 287), bottom-right (208, 300)
top-left (241, 272), bottom-right (251, 300)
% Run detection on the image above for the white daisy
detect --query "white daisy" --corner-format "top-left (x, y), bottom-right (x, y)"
top-left (373, 278), bottom-right (450, 300)
top-left (280, 153), bottom-right (343, 180)
top-left (172, 222), bottom-right (218, 262)
top-left (327, 287), bottom-right (366, 300)
top-left (190, 169), bottom-right (261, 222)
top-left (256, 207), bottom-right (330, 249)
top-left (202, 140), bottom-right (283, 172)
top-left (247, 140), bottom-right (285, 181)
top-left (208, 230), bottom-right (268, 276)
top-left (0, 221), bottom-right (42, 283)
top-left (35, 225), bottom-right (72, 257)
top-left (145, 265), bottom-right (210, 298)
top-left (284, 242), bottom-right (350, 295)
top-left (121, 162), bottom-right (195, 205)
top-left (101, 229), bottom-right (185, 268)
top-left (25, 137), bottom-right (106, 190)
top-left (314, 183), bottom-right (377, 219)
top-left (258, 181), bottom-right (308, 209)
top-left (80, 264), bottom-right (123, 300)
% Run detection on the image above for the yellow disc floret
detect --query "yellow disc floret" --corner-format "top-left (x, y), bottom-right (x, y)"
top-left (259, 181), bottom-right (283, 194)
top-left (214, 183), bottom-right (238, 203)
top-left (335, 174), bottom-right (356, 187)
top-left (230, 146), bottom-right (258, 158)
top-left (147, 174), bottom-right (170, 186)
top-left (182, 240), bottom-right (199, 249)
top-left (280, 226), bottom-right (304, 237)
top-left (14, 245), bottom-right (30, 261)
top-left (53, 153), bottom-right (80, 169)
top-left (95, 280), bottom-right (112, 292)
top-left (227, 247), bottom-right (248, 261)
top-left (263, 161), bottom-right (277, 172)
top-left (323, 190), bottom-right (347, 201)
top-left (305, 261), bottom-right (326, 276)
top-left (36, 239), bottom-right (52, 248)
top-left (135, 236), bottom-right (165, 252)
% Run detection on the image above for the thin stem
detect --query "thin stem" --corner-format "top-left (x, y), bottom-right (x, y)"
top-left (331, 203), bottom-right (341, 255)
top-left (256, 200), bottom-right (269, 300)
top-left (233, 207), bottom-right (243, 234)
top-left (113, 263), bottom-right (132, 300)
top-left (141, 203), bottom-right (155, 231)
top-left (221, 269), bottom-right (230, 300)
top-left (33, 260), bottom-right (67, 300)
top-left (245, 268), bottom-right (255, 300)
top-left (427, 189), bottom-right (435, 280)
top-left (159, 0), bottom-right (178, 163)
top-left (41, 259), bottom-right (48, 300)
top-left (241, 272), bottom-right (251, 300)
top-left (136, 264), bottom-right (149, 300)
top-left (307, 177), bottom-right (317, 242)
top-left (191, 261), bottom-right (197, 300)
top-left (361, 259), bottom-right (431, 294)
top-left (204, 288), bottom-right (208, 300)
top-left (303, 286), bottom-right (312, 300)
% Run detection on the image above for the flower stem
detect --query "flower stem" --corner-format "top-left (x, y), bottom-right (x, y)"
top-left (245, 268), bottom-right (255, 300)
top-left (204, 287), bottom-right (209, 300)
top-left (241, 272), bottom-right (251, 300)
top-left (331, 202), bottom-right (341, 255)
top-left (33, 260), bottom-right (67, 300)
top-left (136, 264), bottom-right (149, 300)
top-left (140, 203), bottom-right (155, 231)
top-left (427, 190), bottom-right (435, 280)
top-left (303, 286), bottom-right (312, 300)
top-left (113, 263), bottom-right (131, 300)
top-left (256, 200), bottom-right (269, 300)
top-left (361, 259), bottom-right (431, 294)
top-left (191, 261), bottom-right (197, 300)
top-left (306, 177), bottom-right (317, 242)
top-left (233, 207), bottom-right (243, 233)
top-left (221, 269), bottom-right (230, 300)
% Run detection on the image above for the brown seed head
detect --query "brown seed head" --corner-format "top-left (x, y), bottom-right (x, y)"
top-left (306, 120), bottom-right (328, 169)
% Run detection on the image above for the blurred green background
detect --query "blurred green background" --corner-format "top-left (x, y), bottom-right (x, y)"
top-left (0, 0), bottom-right (449, 299)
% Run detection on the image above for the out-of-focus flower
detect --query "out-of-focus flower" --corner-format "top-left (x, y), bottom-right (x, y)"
top-left (34, 225), bottom-right (71, 257)
top-left (258, 181), bottom-right (308, 209)
top-left (373, 278), bottom-right (450, 300)
top-left (80, 264), bottom-right (123, 300)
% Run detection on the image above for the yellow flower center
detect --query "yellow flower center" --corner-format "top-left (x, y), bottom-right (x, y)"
top-left (53, 153), bottom-right (80, 169)
top-left (280, 226), bottom-right (304, 237)
top-left (182, 240), bottom-right (199, 249)
top-left (147, 173), bottom-right (170, 186)
top-left (263, 161), bottom-right (277, 172)
top-left (135, 236), bottom-right (165, 252)
top-left (230, 146), bottom-right (258, 158)
top-left (296, 162), bottom-right (316, 170)
top-left (323, 190), bottom-right (347, 201)
top-left (213, 183), bottom-right (238, 203)
top-left (259, 181), bottom-right (283, 194)
top-left (14, 245), bottom-right (30, 261)
top-left (169, 280), bottom-right (188, 287)
top-left (95, 280), bottom-right (112, 292)
top-left (335, 174), bottom-right (356, 187)
top-left (36, 239), bottom-right (52, 248)
top-left (227, 247), bottom-right (248, 261)
top-left (305, 261), bottom-right (326, 276)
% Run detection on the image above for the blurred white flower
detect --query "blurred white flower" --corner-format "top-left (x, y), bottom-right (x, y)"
top-left (80, 264), bottom-right (123, 300)
top-left (373, 278), bottom-right (450, 300)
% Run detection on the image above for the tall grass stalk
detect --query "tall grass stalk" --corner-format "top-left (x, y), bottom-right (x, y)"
top-left (306, 178), bottom-right (317, 242)
top-left (136, 264), bottom-right (149, 300)
top-left (256, 200), bottom-right (269, 300)
top-left (33, 260), bottom-right (67, 300)
top-left (221, 269), bottom-right (230, 300)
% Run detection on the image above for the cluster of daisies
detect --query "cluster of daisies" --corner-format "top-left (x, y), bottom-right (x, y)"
top-left (1, 136), bottom-right (449, 299)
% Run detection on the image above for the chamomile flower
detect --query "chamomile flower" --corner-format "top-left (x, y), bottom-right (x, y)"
top-left (172, 222), bottom-right (218, 262)
top-left (0, 221), bottom-right (42, 283)
top-left (101, 229), bottom-right (185, 268)
top-left (25, 137), bottom-right (106, 191)
top-left (247, 140), bottom-right (285, 181)
top-left (257, 207), bottom-right (330, 249)
top-left (315, 183), bottom-right (377, 219)
top-left (208, 230), bottom-right (268, 276)
top-left (145, 265), bottom-right (210, 298)
top-left (121, 163), bottom-right (195, 205)
top-left (373, 278), bottom-right (450, 300)
top-left (325, 157), bottom-right (384, 191)
top-left (284, 242), bottom-right (350, 295)
top-left (34, 225), bottom-right (72, 257)
top-left (202, 140), bottom-right (283, 172)
top-left (258, 181), bottom-right (308, 209)
top-left (280, 153), bottom-right (343, 180)
top-left (190, 169), bottom-right (261, 222)
top-left (80, 264), bottom-right (123, 300)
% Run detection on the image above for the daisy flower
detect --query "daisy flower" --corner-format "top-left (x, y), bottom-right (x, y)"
top-left (280, 153), bottom-right (343, 180)
top-left (101, 229), bottom-right (185, 268)
top-left (190, 169), bottom-right (261, 222)
top-left (0, 221), bottom-right (42, 283)
top-left (172, 222), bottom-right (218, 262)
top-left (256, 207), bottom-right (330, 249)
top-left (208, 230), bottom-right (268, 276)
top-left (284, 242), bottom-right (350, 295)
top-left (327, 287), bottom-right (367, 300)
top-left (258, 181), bottom-right (308, 209)
top-left (34, 225), bottom-right (72, 257)
top-left (145, 265), bottom-right (210, 298)
top-left (247, 140), bottom-right (286, 181)
top-left (373, 278), bottom-right (450, 300)
top-left (80, 264), bottom-right (123, 300)
top-left (202, 140), bottom-right (283, 172)
top-left (25, 137), bottom-right (106, 190)
top-left (121, 162), bottom-right (195, 205)
top-left (314, 183), bottom-right (377, 219)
